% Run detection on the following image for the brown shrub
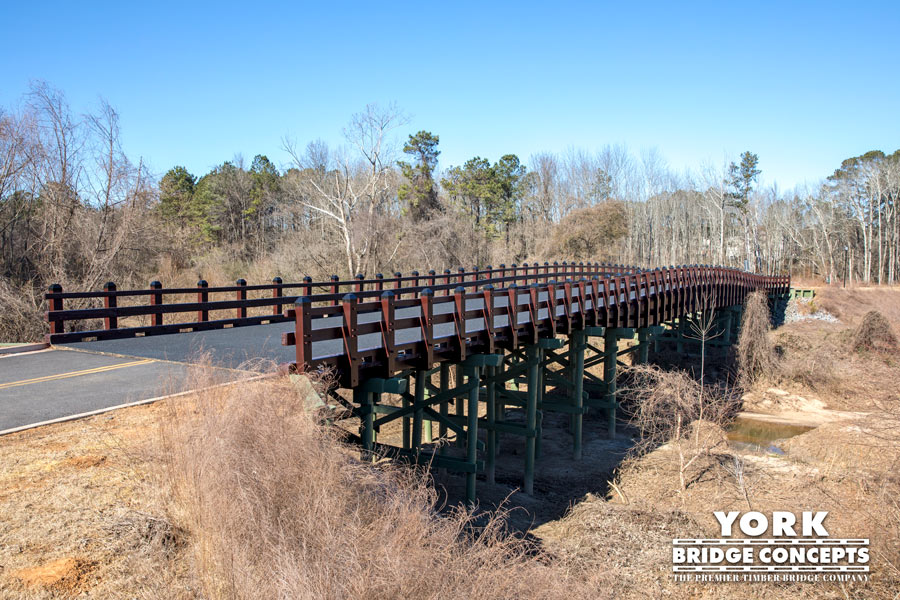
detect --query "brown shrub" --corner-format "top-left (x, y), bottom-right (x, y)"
top-left (159, 373), bottom-right (595, 600)
top-left (0, 278), bottom-right (45, 342)
top-left (737, 291), bottom-right (778, 387)
top-left (852, 310), bottom-right (898, 352)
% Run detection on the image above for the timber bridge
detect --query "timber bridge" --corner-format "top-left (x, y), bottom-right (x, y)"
top-left (7, 262), bottom-right (789, 504)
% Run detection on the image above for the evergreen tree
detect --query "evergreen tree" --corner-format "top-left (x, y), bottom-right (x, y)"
top-left (397, 131), bottom-right (440, 220)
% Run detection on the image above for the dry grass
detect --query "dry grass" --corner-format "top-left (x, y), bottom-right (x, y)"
top-left (817, 286), bottom-right (900, 326)
top-left (737, 291), bottom-right (779, 387)
top-left (852, 310), bottom-right (898, 352)
top-left (0, 402), bottom-right (195, 599)
top-left (159, 373), bottom-right (599, 600)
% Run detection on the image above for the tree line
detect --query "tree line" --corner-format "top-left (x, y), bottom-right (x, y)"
top-left (1, 84), bottom-right (898, 338)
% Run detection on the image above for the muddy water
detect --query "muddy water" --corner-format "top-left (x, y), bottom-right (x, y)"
top-left (727, 417), bottom-right (813, 453)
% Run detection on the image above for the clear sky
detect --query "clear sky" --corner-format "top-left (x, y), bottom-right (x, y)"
top-left (2, 1), bottom-right (898, 191)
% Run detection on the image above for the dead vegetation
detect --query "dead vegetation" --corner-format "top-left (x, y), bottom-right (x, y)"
top-left (852, 310), bottom-right (898, 352)
top-left (737, 291), bottom-right (779, 387)
top-left (159, 373), bottom-right (599, 600)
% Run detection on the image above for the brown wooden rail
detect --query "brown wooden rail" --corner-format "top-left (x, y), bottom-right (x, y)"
top-left (283, 265), bottom-right (790, 387)
top-left (43, 262), bottom-right (632, 343)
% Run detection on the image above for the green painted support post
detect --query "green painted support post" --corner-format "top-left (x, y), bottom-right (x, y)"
top-left (402, 392), bottom-right (411, 450)
top-left (721, 309), bottom-right (734, 345)
top-left (637, 327), bottom-right (650, 364)
top-left (524, 343), bottom-right (539, 495)
top-left (604, 328), bottom-right (618, 438)
top-left (439, 362), bottom-right (449, 457)
top-left (486, 364), bottom-right (497, 484)
top-left (455, 363), bottom-right (465, 448)
top-left (535, 345), bottom-right (544, 459)
top-left (355, 387), bottom-right (375, 461)
top-left (423, 382), bottom-right (433, 444)
top-left (572, 329), bottom-right (585, 460)
top-left (463, 363), bottom-right (481, 506)
top-left (412, 370), bottom-right (425, 451)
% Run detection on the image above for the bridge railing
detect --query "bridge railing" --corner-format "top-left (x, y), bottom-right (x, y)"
top-left (42, 261), bottom-right (635, 343)
top-left (282, 265), bottom-right (790, 387)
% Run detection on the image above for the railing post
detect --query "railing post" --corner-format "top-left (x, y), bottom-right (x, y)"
top-left (482, 284), bottom-right (495, 354)
top-left (380, 291), bottom-right (396, 374)
top-left (354, 273), bottom-right (365, 294)
top-left (375, 273), bottom-right (384, 292)
top-left (48, 283), bottom-right (64, 335)
top-left (330, 275), bottom-right (340, 306)
top-left (294, 296), bottom-right (312, 372)
top-left (419, 288), bottom-right (435, 367)
top-left (103, 282), bottom-right (117, 330)
top-left (197, 280), bottom-right (209, 323)
top-left (342, 293), bottom-right (360, 387)
top-left (453, 286), bottom-right (467, 361)
top-left (235, 279), bottom-right (247, 319)
top-left (272, 277), bottom-right (283, 316)
top-left (150, 281), bottom-right (163, 326)
top-left (505, 283), bottom-right (519, 347)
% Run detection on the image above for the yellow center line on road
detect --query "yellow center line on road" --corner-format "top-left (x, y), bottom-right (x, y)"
top-left (0, 359), bottom-right (155, 390)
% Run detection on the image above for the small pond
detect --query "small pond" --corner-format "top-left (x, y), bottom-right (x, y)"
top-left (726, 417), bottom-right (814, 454)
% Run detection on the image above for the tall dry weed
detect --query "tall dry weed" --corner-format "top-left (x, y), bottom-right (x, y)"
top-left (737, 291), bottom-right (778, 387)
top-left (159, 373), bottom-right (595, 600)
top-left (852, 310), bottom-right (898, 352)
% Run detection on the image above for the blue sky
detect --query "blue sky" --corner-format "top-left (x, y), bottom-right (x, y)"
top-left (2, 1), bottom-right (898, 191)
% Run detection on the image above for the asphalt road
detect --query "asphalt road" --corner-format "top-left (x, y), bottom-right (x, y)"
top-left (0, 348), bottom-right (247, 432)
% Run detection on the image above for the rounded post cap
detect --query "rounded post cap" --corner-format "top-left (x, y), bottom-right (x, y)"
top-left (394, 271), bottom-right (403, 277)
top-left (376, 273), bottom-right (384, 278)
top-left (411, 270), bottom-right (419, 276)
top-left (104, 281), bottom-right (116, 290)
top-left (149, 280), bottom-right (162, 289)
top-left (380, 290), bottom-right (395, 299)
top-left (236, 278), bottom-right (247, 285)
top-left (483, 284), bottom-right (494, 291)
top-left (331, 274), bottom-right (340, 281)
top-left (420, 288), bottom-right (434, 296)
top-left (355, 273), bottom-right (364, 280)
top-left (454, 286), bottom-right (466, 293)
top-left (272, 276), bottom-right (283, 284)
top-left (48, 283), bottom-right (62, 292)
top-left (428, 270), bottom-right (436, 275)
top-left (295, 295), bottom-right (312, 305)
top-left (342, 293), bottom-right (358, 302)
top-left (303, 276), bottom-right (313, 283)
top-left (197, 279), bottom-right (208, 287)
